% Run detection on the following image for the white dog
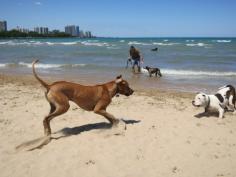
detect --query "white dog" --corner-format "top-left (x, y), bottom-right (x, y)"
top-left (192, 92), bottom-right (226, 119)
top-left (217, 85), bottom-right (236, 112)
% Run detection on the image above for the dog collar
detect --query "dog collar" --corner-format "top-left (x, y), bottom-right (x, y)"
top-left (206, 96), bottom-right (210, 109)
top-left (115, 83), bottom-right (120, 96)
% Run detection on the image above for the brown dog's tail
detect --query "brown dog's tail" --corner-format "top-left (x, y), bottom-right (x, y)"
top-left (32, 60), bottom-right (49, 90)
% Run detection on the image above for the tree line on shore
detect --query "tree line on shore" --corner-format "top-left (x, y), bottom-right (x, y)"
top-left (0, 30), bottom-right (72, 38)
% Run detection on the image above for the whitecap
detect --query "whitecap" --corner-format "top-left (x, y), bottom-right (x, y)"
top-left (141, 68), bottom-right (236, 76)
top-left (128, 41), bottom-right (152, 45)
top-left (163, 69), bottom-right (236, 76)
top-left (0, 63), bottom-right (7, 67)
top-left (186, 43), bottom-right (208, 47)
top-left (152, 42), bottom-right (179, 46)
top-left (186, 40), bottom-right (195, 42)
top-left (19, 62), bottom-right (61, 68)
top-left (81, 41), bottom-right (109, 47)
top-left (215, 40), bottom-right (231, 43)
top-left (0, 41), bottom-right (11, 45)
top-left (59, 42), bottom-right (78, 45)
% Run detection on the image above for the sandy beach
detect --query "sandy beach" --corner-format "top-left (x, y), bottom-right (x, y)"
top-left (0, 74), bottom-right (236, 177)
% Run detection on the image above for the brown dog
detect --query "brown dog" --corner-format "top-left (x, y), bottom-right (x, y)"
top-left (32, 60), bottom-right (134, 136)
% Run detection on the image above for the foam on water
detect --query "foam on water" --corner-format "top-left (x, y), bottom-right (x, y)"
top-left (141, 68), bottom-right (236, 77)
top-left (186, 40), bottom-right (195, 42)
top-left (19, 62), bottom-right (62, 68)
top-left (186, 43), bottom-right (208, 47)
top-left (0, 62), bottom-right (88, 69)
top-left (152, 42), bottom-right (179, 46)
top-left (0, 41), bottom-right (79, 46)
top-left (215, 40), bottom-right (231, 43)
top-left (81, 41), bottom-right (109, 47)
top-left (128, 41), bottom-right (152, 45)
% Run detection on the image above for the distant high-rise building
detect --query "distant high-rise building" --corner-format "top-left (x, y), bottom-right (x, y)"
top-left (15, 26), bottom-right (30, 33)
top-left (34, 27), bottom-right (49, 34)
top-left (65, 25), bottom-right (79, 36)
top-left (79, 30), bottom-right (84, 38)
top-left (85, 31), bottom-right (92, 38)
top-left (0, 20), bottom-right (7, 32)
top-left (76, 26), bottom-right (80, 36)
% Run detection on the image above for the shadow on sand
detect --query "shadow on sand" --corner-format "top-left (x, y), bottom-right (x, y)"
top-left (194, 112), bottom-right (220, 119)
top-left (15, 119), bottom-right (141, 152)
top-left (54, 119), bottom-right (141, 138)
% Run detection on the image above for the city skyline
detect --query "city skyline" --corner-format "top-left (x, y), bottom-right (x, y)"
top-left (0, 0), bottom-right (236, 37)
top-left (0, 19), bottom-right (94, 38)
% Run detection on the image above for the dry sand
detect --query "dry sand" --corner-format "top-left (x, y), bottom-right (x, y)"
top-left (0, 74), bottom-right (236, 177)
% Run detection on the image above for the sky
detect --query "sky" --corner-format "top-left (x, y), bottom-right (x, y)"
top-left (0, 0), bottom-right (236, 37)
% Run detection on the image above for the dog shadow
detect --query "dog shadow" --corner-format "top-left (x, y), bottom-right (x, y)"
top-left (194, 112), bottom-right (219, 119)
top-left (53, 119), bottom-right (141, 139)
top-left (16, 119), bottom-right (140, 152)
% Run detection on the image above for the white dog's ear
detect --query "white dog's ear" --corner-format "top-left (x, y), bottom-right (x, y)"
top-left (116, 75), bottom-right (122, 83)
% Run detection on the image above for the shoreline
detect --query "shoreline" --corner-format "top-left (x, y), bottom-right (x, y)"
top-left (0, 68), bottom-right (223, 94)
top-left (0, 72), bottom-right (195, 97)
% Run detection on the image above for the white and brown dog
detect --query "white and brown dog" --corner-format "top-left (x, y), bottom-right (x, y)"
top-left (192, 92), bottom-right (226, 119)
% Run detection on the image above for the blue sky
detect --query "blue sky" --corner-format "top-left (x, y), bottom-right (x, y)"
top-left (0, 0), bottom-right (236, 37)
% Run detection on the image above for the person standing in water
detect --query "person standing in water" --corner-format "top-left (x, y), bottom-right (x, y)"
top-left (128, 46), bottom-right (144, 72)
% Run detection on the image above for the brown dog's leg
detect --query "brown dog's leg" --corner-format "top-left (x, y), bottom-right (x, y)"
top-left (94, 109), bottom-right (119, 126)
top-left (43, 105), bottom-right (69, 135)
top-left (44, 92), bottom-right (70, 136)
top-left (93, 100), bottom-right (119, 126)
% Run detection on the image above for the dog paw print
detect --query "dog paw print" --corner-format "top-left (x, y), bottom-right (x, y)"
top-left (85, 160), bottom-right (95, 165)
top-left (172, 166), bottom-right (179, 173)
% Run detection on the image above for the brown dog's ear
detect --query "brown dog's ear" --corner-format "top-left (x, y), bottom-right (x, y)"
top-left (116, 75), bottom-right (122, 83)
top-left (116, 75), bottom-right (122, 79)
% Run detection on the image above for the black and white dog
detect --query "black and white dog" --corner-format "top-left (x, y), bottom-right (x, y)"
top-left (217, 85), bottom-right (236, 112)
top-left (192, 85), bottom-right (236, 119)
top-left (192, 92), bottom-right (226, 119)
top-left (145, 66), bottom-right (162, 77)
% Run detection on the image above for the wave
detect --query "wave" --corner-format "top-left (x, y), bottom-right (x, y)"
top-left (214, 40), bottom-right (231, 43)
top-left (128, 41), bottom-right (152, 45)
top-left (1, 62), bottom-right (236, 77)
top-left (106, 46), bottom-right (120, 49)
top-left (19, 62), bottom-right (62, 68)
top-left (81, 41), bottom-right (109, 47)
top-left (0, 41), bottom-right (11, 45)
top-left (186, 40), bottom-right (195, 42)
top-left (141, 68), bottom-right (236, 76)
top-left (186, 43), bottom-right (208, 47)
top-left (0, 41), bottom-right (79, 46)
top-left (45, 42), bottom-right (78, 45)
top-left (152, 42), bottom-right (179, 46)
top-left (0, 62), bottom-right (88, 69)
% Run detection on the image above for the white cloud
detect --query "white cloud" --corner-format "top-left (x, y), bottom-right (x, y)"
top-left (35, 2), bottom-right (42, 5)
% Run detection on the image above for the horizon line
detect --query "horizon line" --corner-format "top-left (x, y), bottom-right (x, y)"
top-left (97, 36), bottom-right (236, 38)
